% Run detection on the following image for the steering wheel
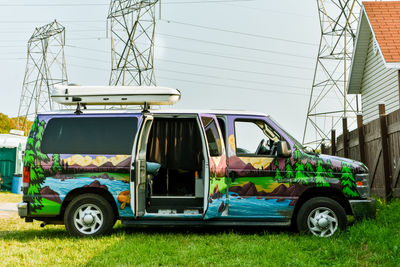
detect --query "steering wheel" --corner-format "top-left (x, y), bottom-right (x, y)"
top-left (270, 141), bottom-right (278, 155)
top-left (255, 139), bottom-right (266, 155)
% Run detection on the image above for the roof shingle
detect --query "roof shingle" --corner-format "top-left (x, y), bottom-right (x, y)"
top-left (364, 1), bottom-right (400, 62)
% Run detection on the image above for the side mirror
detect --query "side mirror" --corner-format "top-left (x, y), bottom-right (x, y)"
top-left (277, 141), bottom-right (292, 158)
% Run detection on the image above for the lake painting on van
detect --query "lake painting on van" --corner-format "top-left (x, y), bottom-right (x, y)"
top-left (24, 117), bottom-right (134, 216)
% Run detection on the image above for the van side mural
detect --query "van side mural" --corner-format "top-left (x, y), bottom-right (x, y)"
top-left (28, 153), bottom-right (132, 216)
top-left (225, 120), bottom-right (364, 219)
top-left (226, 142), bottom-right (362, 202)
top-left (206, 154), bottom-right (228, 218)
top-left (24, 117), bottom-right (133, 216)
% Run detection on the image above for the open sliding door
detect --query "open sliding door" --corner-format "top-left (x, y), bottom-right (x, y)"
top-left (199, 114), bottom-right (228, 219)
top-left (133, 114), bottom-right (153, 217)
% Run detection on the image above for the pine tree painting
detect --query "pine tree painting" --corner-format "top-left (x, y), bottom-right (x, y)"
top-left (294, 162), bottom-right (309, 184)
top-left (285, 158), bottom-right (294, 179)
top-left (315, 159), bottom-right (329, 187)
top-left (340, 162), bottom-right (359, 197)
top-left (24, 119), bottom-right (50, 212)
top-left (51, 154), bottom-right (62, 174)
top-left (294, 148), bottom-right (302, 160)
top-left (305, 161), bottom-right (314, 173)
top-left (274, 159), bottom-right (283, 181)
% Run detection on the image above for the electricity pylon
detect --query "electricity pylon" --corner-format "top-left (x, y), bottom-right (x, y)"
top-left (302, 0), bottom-right (361, 147)
top-left (108, 0), bottom-right (158, 86)
top-left (17, 20), bottom-right (68, 130)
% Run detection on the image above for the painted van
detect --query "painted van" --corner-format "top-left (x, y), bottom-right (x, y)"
top-left (18, 86), bottom-right (376, 237)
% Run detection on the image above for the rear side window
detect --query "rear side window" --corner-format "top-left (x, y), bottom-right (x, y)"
top-left (41, 117), bottom-right (138, 155)
top-left (201, 117), bottom-right (222, 157)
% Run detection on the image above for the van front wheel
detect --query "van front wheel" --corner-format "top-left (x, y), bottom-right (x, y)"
top-left (296, 197), bottom-right (346, 237)
top-left (64, 193), bottom-right (115, 237)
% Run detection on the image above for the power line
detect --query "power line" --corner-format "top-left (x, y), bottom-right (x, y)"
top-left (0, 29), bottom-right (105, 34)
top-left (66, 53), bottom-right (312, 86)
top-left (155, 68), bottom-right (310, 92)
top-left (65, 62), bottom-right (310, 97)
top-left (65, 53), bottom-right (311, 90)
top-left (157, 33), bottom-right (315, 60)
top-left (163, 0), bottom-right (255, 3)
top-left (154, 44), bottom-right (315, 70)
top-left (65, 45), bottom-right (312, 82)
top-left (156, 58), bottom-right (310, 81)
top-left (157, 75), bottom-right (310, 97)
top-left (0, 19), bottom-right (104, 24)
top-left (217, 2), bottom-right (315, 19)
top-left (161, 19), bottom-right (318, 47)
top-left (0, 0), bottom-right (254, 7)
top-left (66, 45), bottom-right (315, 83)
top-left (66, 44), bottom-right (109, 54)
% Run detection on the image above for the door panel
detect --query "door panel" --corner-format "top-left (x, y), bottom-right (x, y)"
top-left (133, 115), bottom-right (153, 217)
top-left (199, 114), bottom-right (228, 219)
top-left (226, 115), bottom-right (295, 219)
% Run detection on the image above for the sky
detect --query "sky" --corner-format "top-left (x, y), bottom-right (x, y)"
top-left (0, 0), bottom-right (321, 142)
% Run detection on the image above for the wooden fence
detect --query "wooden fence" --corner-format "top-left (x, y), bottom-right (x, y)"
top-left (321, 104), bottom-right (400, 199)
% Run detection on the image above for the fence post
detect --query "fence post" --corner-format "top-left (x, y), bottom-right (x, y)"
top-left (379, 104), bottom-right (392, 201)
top-left (331, 129), bottom-right (336, 156)
top-left (342, 117), bottom-right (348, 158)
top-left (357, 114), bottom-right (366, 163)
top-left (321, 143), bottom-right (326, 154)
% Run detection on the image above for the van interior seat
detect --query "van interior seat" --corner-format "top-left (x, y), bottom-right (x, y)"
top-left (146, 117), bottom-right (204, 198)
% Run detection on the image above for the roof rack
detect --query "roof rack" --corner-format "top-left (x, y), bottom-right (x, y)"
top-left (51, 85), bottom-right (181, 114)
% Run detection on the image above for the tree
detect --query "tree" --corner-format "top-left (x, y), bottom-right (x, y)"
top-left (51, 154), bottom-right (62, 174)
top-left (294, 148), bottom-right (302, 160)
top-left (305, 161), bottom-right (314, 173)
top-left (285, 158), bottom-right (295, 179)
top-left (340, 162), bottom-right (359, 197)
top-left (0, 113), bottom-right (32, 135)
top-left (274, 159), bottom-right (283, 180)
top-left (315, 159), bottom-right (329, 187)
top-left (294, 162), bottom-right (309, 184)
top-left (25, 119), bottom-right (50, 212)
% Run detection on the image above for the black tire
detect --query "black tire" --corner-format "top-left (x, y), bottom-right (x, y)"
top-left (296, 197), bottom-right (347, 237)
top-left (64, 193), bottom-right (115, 237)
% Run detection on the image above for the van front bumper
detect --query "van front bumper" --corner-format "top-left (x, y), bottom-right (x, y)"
top-left (349, 199), bottom-right (376, 220)
top-left (17, 202), bottom-right (28, 217)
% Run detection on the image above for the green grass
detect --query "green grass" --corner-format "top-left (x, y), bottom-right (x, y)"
top-left (1, 193), bottom-right (399, 266)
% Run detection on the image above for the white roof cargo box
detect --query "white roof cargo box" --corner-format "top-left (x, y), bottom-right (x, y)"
top-left (51, 85), bottom-right (181, 106)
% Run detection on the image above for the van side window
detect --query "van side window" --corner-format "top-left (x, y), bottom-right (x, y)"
top-left (234, 120), bottom-right (281, 156)
top-left (201, 117), bottom-right (222, 157)
top-left (41, 117), bottom-right (138, 155)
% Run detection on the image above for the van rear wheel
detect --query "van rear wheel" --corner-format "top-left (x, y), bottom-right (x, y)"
top-left (296, 197), bottom-right (346, 237)
top-left (64, 193), bottom-right (115, 237)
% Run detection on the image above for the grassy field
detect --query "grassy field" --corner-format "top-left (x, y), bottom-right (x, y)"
top-left (0, 193), bottom-right (399, 266)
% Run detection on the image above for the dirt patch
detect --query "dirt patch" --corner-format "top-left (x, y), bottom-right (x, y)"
top-left (0, 211), bottom-right (17, 219)
top-left (0, 203), bottom-right (17, 212)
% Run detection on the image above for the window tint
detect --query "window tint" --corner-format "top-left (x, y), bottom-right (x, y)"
top-left (235, 120), bottom-right (281, 156)
top-left (201, 117), bottom-right (222, 157)
top-left (41, 117), bottom-right (138, 155)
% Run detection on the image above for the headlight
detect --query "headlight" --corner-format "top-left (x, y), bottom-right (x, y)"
top-left (355, 173), bottom-right (370, 198)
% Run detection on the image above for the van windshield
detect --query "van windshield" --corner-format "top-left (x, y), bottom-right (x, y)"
top-left (267, 116), bottom-right (305, 150)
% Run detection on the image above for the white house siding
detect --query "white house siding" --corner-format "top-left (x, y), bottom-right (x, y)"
top-left (360, 34), bottom-right (399, 123)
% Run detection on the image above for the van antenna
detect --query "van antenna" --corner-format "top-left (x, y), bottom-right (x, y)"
top-left (142, 102), bottom-right (150, 113)
top-left (73, 97), bottom-right (83, 115)
top-left (74, 103), bottom-right (83, 115)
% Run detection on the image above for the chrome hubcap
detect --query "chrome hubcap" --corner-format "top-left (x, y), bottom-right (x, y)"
top-left (307, 207), bottom-right (338, 237)
top-left (73, 204), bottom-right (103, 235)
